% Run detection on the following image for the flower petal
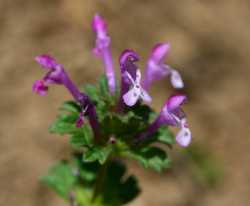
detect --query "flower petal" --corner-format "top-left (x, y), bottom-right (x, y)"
top-left (160, 107), bottom-right (178, 126)
top-left (32, 80), bottom-right (48, 96)
top-left (140, 88), bottom-right (152, 103)
top-left (119, 49), bottom-right (139, 66)
top-left (92, 14), bottom-right (107, 39)
top-left (124, 71), bottom-right (135, 85)
top-left (151, 43), bottom-right (170, 64)
top-left (123, 87), bottom-right (140, 106)
top-left (135, 69), bottom-right (142, 84)
top-left (170, 69), bottom-right (184, 89)
top-left (167, 95), bottom-right (187, 112)
top-left (176, 127), bottom-right (191, 147)
top-left (92, 14), bottom-right (115, 94)
top-left (35, 55), bottom-right (57, 70)
top-left (76, 112), bottom-right (84, 128)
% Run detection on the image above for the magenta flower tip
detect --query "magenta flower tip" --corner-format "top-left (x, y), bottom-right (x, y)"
top-left (119, 49), bottom-right (139, 66)
top-left (32, 80), bottom-right (48, 96)
top-left (143, 43), bottom-right (184, 90)
top-left (151, 43), bottom-right (170, 63)
top-left (92, 14), bottom-right (116, 94)
top-left (167, 94), bottom-right (187, 112)
top-left (35, 54), bottom-right (57, 69)
top-left (92, 14), bottom-right (107, 36)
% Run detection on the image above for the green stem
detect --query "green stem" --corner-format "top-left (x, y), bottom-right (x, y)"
top-left (92, 157), bottom-right (111, 202)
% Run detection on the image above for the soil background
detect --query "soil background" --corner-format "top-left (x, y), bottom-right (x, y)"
top-left (1, 0), bottom-right (250, 205)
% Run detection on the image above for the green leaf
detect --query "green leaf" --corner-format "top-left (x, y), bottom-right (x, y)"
top-left (83, 146), bottom-right (112, 164)
top-left (70, 124), bottom-right (94, 148)
top-left (59, 101), bottom-right (81, 114)
top-left (75, 187), bottom-right (105, 206)
top-left (84, 84), bottom-right (100, 103)
top-left (73, 154), bottom-right (99, 183)
top-left (119, 175), bottom-right (140, 204)
top-left (128, 104), bottom-right (154, 123)
top-left (128, 147), bottom-right (171, 172)
top-left (99, 75), bottom-right (109, 98)
top-left (41, 161), bottom-right (77, 199)
top-left (156, 126), bottom-right (175, 145)
top-left (49, 114), bottom-right (78, 135)
top-left (102, 161), bottom-right (140, 205)
top-left (101, 114), bottom-right (130, 138)
top-left (100, 111), bottom-right (147, 141)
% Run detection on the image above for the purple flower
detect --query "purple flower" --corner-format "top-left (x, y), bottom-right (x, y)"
top-left (33, 55), bottom-right (85, 101)
top-left (143, 43), bottom-right (184, 90)
top-left (92, 14), bottom-right (116, 94)
top-left (76, 112), bottom-right (84, 128)
top-left (32, 80), bottom-right (48, 96)
top-left (33, 55), bottom-right (67, 94)
top-left (75, 106), bottom-right (88, 128)
top-left (118, 50), bottom-right (140, 110)
top-left (33, 54), bottom-right (101, 139)
top-left (35, 54), bottom-right (58, 69)
top-left (136, 94), bottom-right (191, 147)
top-left (123, 69), bottom-right (152, 106)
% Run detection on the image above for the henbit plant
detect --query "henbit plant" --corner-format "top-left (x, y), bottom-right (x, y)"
top-left (32, 14), bottom-right (192, 206)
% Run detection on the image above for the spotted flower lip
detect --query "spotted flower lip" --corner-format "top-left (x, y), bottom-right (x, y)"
top-left (143, 43), bottom-right (184, 90)
top-left (92, 14), bottom-right (116, 94)
top-left (176, 118), bottom-right (191, 147)
top-left (123, 69), bottom-right (152, 106)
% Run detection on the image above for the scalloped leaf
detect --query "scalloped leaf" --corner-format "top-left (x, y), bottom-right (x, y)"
top-left (70, 124), bottom-right (94, 148)
top-left (41, 161), bottom-right (77, 199)
top-left (83, 146), bottom-right (113, 164)
top-left (102, 161), bottom-right (140, 205)
top-left (127, 147), bottom-right (171, 172)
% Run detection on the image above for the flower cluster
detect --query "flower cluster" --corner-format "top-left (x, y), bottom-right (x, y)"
top-left (33, 14), bottom-right (191, 147)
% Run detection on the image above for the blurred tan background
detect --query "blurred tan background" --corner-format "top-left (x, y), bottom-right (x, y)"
top-left (1, 0), bottom-right (250, 205)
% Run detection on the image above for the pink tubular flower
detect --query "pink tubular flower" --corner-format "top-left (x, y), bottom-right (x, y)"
top-left (136, 94), bottom-right (191, 147)
top-left (92, 14), bottom-right (116, 94)
top-left (162, 95), bottom-right (191, 147)
top-left (33, 55), bottom-right (64, 95)
top-left (143, 43), bottom-right (184, 90)
top-left (33, 54), bottom-right (101, 139)
top-left (33, 55), bottom-right (83, 100)
top-left (118, 50), bottom-right (143, 110)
